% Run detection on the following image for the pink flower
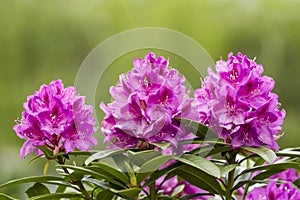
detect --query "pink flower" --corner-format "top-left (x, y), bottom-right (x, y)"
top-left (13, 80), bottom-right (98, 158)
top-left (246, 182), bottom-right (300, 200)
top-left (100, 52), bottom-right (197, 149)
top-left (194, 53), bottom-right (285, 150)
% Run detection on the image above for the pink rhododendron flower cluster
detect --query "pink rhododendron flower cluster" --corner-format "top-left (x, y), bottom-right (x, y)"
top-left (194, 52), bottom-right (286, 150)
top-left (238, 168), bottom-right (300, 200)
top-left (245, 182), bottom-right (300, 200)
top-left (100, 52), bottom-right (196, 149)
top-left (13, 80), bottom-right (98, 158)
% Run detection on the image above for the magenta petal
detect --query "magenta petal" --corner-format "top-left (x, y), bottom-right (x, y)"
top-left (100, 52), bottom-right (197, 152)
top-left (195, 52), bottom-right (285, 150)
top-left (20, 141), bottom-right (36, 159)
top-left (13, 79), bottom-right (98, 158)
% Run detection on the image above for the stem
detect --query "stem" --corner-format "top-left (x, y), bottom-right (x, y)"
top-left (149, 182), bottom-right (157, 200)
top-left (56, 155), bottom-right (92, 200)
top-left (76, 181), bottom-right (92, 200)
top-left (225, 150), bottom-right (237, 200)
top-left (241, 158), bottom-right (251, 200)
top-left (242, 184), bottom-right (249, 200)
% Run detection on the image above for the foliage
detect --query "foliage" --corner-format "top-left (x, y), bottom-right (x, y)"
top-left (0, 121), bottom-right (299, 199)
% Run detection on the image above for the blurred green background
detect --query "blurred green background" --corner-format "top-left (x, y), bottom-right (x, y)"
top-left (1, 0), bottom-right (300, 196)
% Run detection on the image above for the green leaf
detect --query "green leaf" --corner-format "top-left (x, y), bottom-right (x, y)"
top-left (128, 150), bottom-right (161, 166)
top-left (0, 193), bottom-right (18, 200)
top-left (293, 178), bottom-right (300, 189)
top-left (242, 146), bottom-right (276, 164)
top-left (235, 162), bottom-right (300, 180)
top-left (112, 154), bottom-right (130, 173)
top-left (28, 154), bottom-right (44, 165)
top-left (63, 170), bottom-right (84, 181)
top-left (96, 189), bottom-right (115, 200)
top-left (173, 165), bottom-right (225, 196)
top-left (181, 193), bottom-right (214, 200)
top-left (136, 155), bottom-right (172, 184)
top-left (276, 148), bottom-right (300, 158)
top-left (55, 185), bottom-right (67, 193)
top-left (150, 142), bottom-right (170, 150)
top-left (0, 176), bottom-right (65, 188)
top-left (157, 196), bottom-right (179, 200)
top-left (219, 164), bottom-right (239, 177)
top-left (37, 146), bottom-right (53, 159)
top-left (143, 162), bottom-right (182, 188)
top-left (28, 193), bottom-right (83, 200)
top-left (251, 168), bottom-right (286, 181)
top-left (82, 178), bottom-right (110, 190)
top-left (85, 149), bottom-right (125, 165)
top-left (124, 161), bottom-right (137, 187)
top-left (232, 180), bottom-right (269, 191)
top-left (138, 155), bottom-right (172, 173)
top-left (194, 145), bottom-right (231, 157)
top-left (110, 187), bottom-right (141, 198)
top-left (171, 184), bottom-right (185, 196)
top-left (174, 154), bottom-right (221, 178)
top-left (90, 162), bottom-right (129, 185)
top-left (61, 165), bottom-right (126, 188)
top-left (174, 118), bottom-right (208, 140)
top-left (26, 183), bottom-right (50, 198)
top-left (67, 150), bottom-right (98, 156)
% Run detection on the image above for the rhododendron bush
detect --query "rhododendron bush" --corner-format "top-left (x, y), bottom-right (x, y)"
top-left (0, 53), bottom-right (299, 200)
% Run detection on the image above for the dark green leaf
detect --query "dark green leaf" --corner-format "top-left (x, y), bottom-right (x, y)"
top-left (181, 193), bottom-right (214, 200)
top-left (252, 168), bottom-right (286, 181)
top-left (174, 118), bottom-right (208, 140)
top-left (174, 154), bottom-right (221, 178)
top-left (55, 185), bottom-right (67, 193)
top-left (0, 193), bottom-right (18, 200)
top-left (96, 189), bottom-right (115, 200)
top-left (67, 150), bottom-right (98, 156)
top-left (157, 196), bottom-right (179, 200)
top-left (26, 183), bottom-right (50, 198)
top-left (294, 178), bottom-right (300, 189)
top-left (136, 155), bottom-right (172, 184)
top-left (242, 147), bottom-right (276, 164)
top-left (110, 187), bottom-right (141, 198)
top-left (61, 165), bottom-right (126, 188)
top-left (90, 162), bottom-right (129, 185)
top-left (143, 162), bottom-right (182, 188)
top-left (28, 193), bottom-right (83, 200)
top-left (235, 162), bottom-right (300, 180)
top-left (194, 145), bottom-right (231, 157)
top-left (64, 170), bottom-right (84, 181)
top-left (173, 165), bottom-right (225, 196)
top-left (232, 180), bottom-right (269, 191)
top-left (37, 146), bottom-right (53, 159)
top-left (0, 176), bottom-right (65, 188)
top-left (28, 154), bottom-right (44, 165)
top-left (128, 150), bottom-right (161, 166)
top-left (85, 149), bottom-right (125, 165)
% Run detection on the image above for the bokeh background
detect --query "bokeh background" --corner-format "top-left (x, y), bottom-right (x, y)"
top-left (1, 0), bottom-right (300, 196)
